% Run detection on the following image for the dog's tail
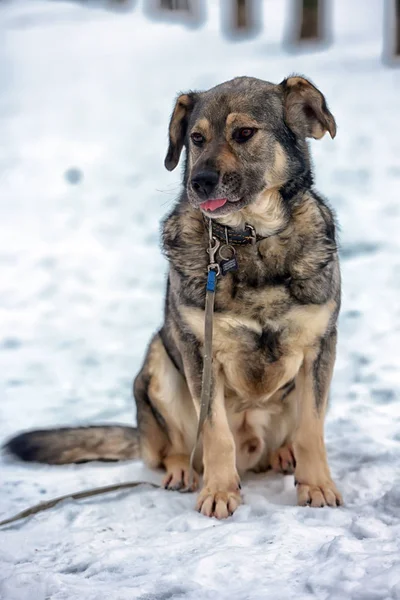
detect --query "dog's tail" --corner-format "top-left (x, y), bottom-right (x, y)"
top-left (4, 425), bottom-right (140, 464)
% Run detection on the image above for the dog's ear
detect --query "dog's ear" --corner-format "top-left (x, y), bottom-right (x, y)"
top-left (280, 76), bottom-right (336, 140)
top-left (165, 92), bottom-right (197, 171)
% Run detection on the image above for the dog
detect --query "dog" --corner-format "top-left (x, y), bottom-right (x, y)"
top-left (6, 75), bottom-right (343, 518)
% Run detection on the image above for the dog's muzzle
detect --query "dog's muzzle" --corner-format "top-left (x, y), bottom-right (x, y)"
top-left (189, 171), bottom-right (242, 205)
top-left (191, 170), bottom-right (219, 200)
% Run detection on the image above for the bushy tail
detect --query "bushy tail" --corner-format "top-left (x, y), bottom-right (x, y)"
top-left (4, 425), bottom-right (141, 465)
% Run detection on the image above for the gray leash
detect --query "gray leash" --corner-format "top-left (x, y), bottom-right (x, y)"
top-left (0, 481), bottom-right (160, 528)
top-left (188, 220), bottom-right (220, 487)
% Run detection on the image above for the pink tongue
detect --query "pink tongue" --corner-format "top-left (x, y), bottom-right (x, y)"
top-left (200, 198), bottom-right (228, 212)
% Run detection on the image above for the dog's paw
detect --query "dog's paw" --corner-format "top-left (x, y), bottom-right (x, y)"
top-left (270, 444), bottom-right (296, 475)
top-left (163, 461), bottom-right (199, 492)
top-left (296, 480), bottom-right (343, 508)
top-left (196, 478), bottom-right (241, 519)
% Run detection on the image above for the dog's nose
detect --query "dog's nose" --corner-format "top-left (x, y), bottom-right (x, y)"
top-left (191, 170), bottom-right (219, 199)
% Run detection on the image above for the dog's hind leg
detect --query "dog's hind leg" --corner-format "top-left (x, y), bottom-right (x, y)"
top-left (134, 334), bottom-right (199, 491)
top-left (162, 454), bottom-right (198, 491)
top-left (270, 444), bottom-right (296, 475)
top-left (267, 388), bottom-right (298, 475)
top-left (293, 329), bottom-right (343, 507)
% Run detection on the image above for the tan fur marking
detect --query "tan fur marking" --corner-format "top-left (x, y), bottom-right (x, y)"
top-left (217, 144), bottom-right (239, 171)
top-left (270, 142), bottom-right (288, 183)
top-left (192, 117), bottom-right (212, 140)
top-left (226, 112), bottom-right (260, 128)
top-left (180, 307), bottom-right (262, 340)
top-left (283, 301), bottom-right (335, 350)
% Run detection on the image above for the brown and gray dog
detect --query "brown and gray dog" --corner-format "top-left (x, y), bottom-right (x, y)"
top-left (6, 75), bottom-right (343, 518)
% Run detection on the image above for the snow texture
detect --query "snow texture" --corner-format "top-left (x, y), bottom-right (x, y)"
top-left (1, 1), bottom-right (400, 598)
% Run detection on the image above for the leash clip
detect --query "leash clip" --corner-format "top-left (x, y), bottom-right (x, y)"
top-left (207, 228), bottom-right (221, 276)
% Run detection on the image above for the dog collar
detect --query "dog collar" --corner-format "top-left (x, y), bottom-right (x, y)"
top-left (208, 220), bottom-right (261, 246)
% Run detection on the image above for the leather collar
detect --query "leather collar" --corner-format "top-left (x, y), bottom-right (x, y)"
top-left (207, 220), bottom-right (261, 246)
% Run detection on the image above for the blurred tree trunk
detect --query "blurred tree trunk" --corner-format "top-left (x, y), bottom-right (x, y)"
top-left (299, 0), bottom-right (322, 41)
top-left (396, 0), bottom-right (400, 55)
top-left (222, 0), bottom-right (262, 38)
top-left (235, 0), bottom-right (250, 30)
top-left (286, 0), bottom-right (329, 50)
top-left (160, 0), bottom-right (189, 9)
top-left (144, 0), bottom-right (204, 28)
top-left (383, 0), bottom-right (400, 64)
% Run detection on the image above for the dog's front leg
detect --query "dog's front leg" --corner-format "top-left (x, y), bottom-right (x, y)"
top-left (195, 368), bottom-right (241, 519)
top-left (293, 330), bottom-right (343, 507)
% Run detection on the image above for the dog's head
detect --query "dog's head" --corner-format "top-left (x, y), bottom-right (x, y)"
top-left (165, 76), bottom-right (336, 217)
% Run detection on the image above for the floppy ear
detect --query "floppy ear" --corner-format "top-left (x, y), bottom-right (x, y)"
top-left (280, 76), bottom-right (336, 140)
top-left (164, 92), bottom-right (197, 171)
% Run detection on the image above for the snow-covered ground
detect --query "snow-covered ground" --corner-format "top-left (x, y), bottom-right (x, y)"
top-left (1, 0), bottom-right (400, 598)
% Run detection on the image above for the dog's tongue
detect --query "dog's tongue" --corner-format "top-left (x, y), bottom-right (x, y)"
top-left (200, 198), bottom-right (228, 212)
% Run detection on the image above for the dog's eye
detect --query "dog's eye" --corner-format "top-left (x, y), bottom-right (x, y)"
top-left (191, 132), bottom-right (205, 146)
top-left (233, 127), bottom-right (256, 144)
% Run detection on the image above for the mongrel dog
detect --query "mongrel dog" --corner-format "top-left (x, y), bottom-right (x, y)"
top-left (6, 75), bottom-right (343, 518)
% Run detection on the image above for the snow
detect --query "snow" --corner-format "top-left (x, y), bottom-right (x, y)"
top-left (1, 0), bottom-right (400, 598)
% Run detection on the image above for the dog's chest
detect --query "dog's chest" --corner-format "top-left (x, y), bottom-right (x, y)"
top-left (176, 235), bottom-right (305, 340)
top-left (181, 296), bottom-right (332, 403)
top-left (167, 215), bottom-right (335, 401)
top-left (183, 243), bottom-right (333, 392)
top-left (180, 248), bottom-right (329, 357)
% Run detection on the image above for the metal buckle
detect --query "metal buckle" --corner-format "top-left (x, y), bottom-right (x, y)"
top-left (224, 226), bottom-right (229, 246)
top-left (246, 224), bottom-right (257, 244)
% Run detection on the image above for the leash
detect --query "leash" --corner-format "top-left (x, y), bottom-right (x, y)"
top-left (1, 218), bottom-right (259, 527)
top-left (187, 220), bottom-right (220, 487)
top-left (0, 481), bottom-right (159, 528)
